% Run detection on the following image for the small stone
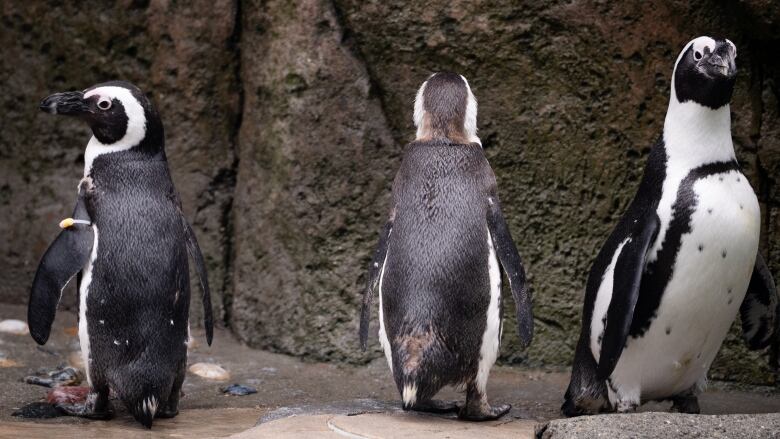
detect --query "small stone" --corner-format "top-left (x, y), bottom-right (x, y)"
top-left (24, 365), bottom-right (82, 388)
top-left (12, 402), bottom-right (62, 419)
top-left (0, 319), bottom-right (29, 335)
top-left (0, 358), bottom-right (20, 368)
top-left (64, 326), bottom-right (79, 337)
top-left (221, 383), bottom-right (258, 396)
top-left (67, 351), bottom-right (84, 369)
top-left (187, 336), bottom-right (199, 350)
top-left (189, 362), bottom-right (230, 380)
top-left (47, 386), bottom-right (89, 405)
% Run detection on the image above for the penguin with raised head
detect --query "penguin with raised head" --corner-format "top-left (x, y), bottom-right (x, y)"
top-left (563, 37), bottom-right (778, 416)
top-left (30, 81), bottom-right (213, 428)
top-left (360, 72), bottom-right (533, 421)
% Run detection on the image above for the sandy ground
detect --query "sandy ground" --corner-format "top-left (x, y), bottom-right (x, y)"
top-left (1, 304), bottom-right (778, 438)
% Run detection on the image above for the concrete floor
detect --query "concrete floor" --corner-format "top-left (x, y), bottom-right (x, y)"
top-left (1, 304), bottom-right (779, 438)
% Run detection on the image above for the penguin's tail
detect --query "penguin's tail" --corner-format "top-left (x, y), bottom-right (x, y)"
top-left (129, 394), bottom-right (160, 429)
top-left (394, 327), bottom-right (442, 409)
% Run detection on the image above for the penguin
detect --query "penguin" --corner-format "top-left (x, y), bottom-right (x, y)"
top-left (29, 81), bottom-right (214, 428)
top-left (563, 37), bottom-right (779, 416)
top-left (359, 72), bottom-right (533, 421)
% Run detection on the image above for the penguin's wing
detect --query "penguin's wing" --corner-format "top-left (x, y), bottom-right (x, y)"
top-left (29, 194), bottom-right (93, 345)
top-left (739, 252), bottom-right (777, 350)
top-left (181, 217), bottom-right (214, 346)
top-left (486, 195), bottom-right (533, 347)
top-left (359, 208), bottom-right (395, 351)
top-left (597, 213), bottom-right (660, 380)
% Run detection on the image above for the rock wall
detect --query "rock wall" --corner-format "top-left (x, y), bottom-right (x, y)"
top-left (1, 0), bottom-right (779, 384)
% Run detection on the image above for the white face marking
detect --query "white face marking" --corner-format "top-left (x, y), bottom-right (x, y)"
top-left (413, 78), bottom-right (429, 136)
top-left (79, 226), bottom-right (98, 387)
top-left (413, 74), bottom-right (480, 145)
top-left (83, 86), bottom-right (147, 176)
top-left (460, 75), bottom-right (480, 145)
top-left (476, 229), bottom-right (502, 393)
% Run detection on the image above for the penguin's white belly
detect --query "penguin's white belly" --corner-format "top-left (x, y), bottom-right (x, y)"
top-left (612, 171), bottom-right (760, 401)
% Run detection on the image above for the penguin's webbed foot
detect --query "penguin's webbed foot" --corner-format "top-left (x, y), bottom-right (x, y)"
top-left (459, 383), bottom-right (510, 421)
top-left (670, 394), bottom-right (700, 414)
top-left (458, 402), bottom-right (511, 421)
top-left (55, 402), bottom-right (114, 420)
top-left (405, 399), bottom-right (460, 414)
top-left (155, 407), bottom-right (179, 419)
top-left (55, 389), bottom-right (113, 420)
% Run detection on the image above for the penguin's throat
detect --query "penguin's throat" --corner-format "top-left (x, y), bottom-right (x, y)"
top-left (663, 102), bottom-right (735, 167)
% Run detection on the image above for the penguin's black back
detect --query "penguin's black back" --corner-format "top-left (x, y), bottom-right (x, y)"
top-left (383, 140), bottom-right (493, 396)
top-left (84, 149), bottom-right (189, 408)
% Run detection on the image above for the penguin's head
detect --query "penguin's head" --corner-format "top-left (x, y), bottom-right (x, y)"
top-left (672, 36), bottom-right (737, 109)
top-left (413, 72), bottom-right (480, 145)
top-left (39, 80), bottom-right (163, 153)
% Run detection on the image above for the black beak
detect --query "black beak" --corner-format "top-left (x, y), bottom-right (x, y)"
top-left (39, 91), bottom-right (88, 115)
top-left (700, 41), bottom-right (737, 79)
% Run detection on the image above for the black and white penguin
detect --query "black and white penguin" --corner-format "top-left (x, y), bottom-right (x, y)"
top-left (359, 72), bottom-right (533, 421)
top-left (29, 81), bottom-right (213, 428)
top-left (563, 37), bottom-right (778, 416)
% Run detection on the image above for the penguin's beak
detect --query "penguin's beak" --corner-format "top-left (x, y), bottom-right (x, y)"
top-left (39, 91), bottom-right (89, 115)
top-left (699, 41), bottom-right (737, 79)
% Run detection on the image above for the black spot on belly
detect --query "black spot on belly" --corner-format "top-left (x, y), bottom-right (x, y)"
top-left (722, 250), bottom-right (727, 258)
top-left (665, 326), bottom-right (672, 335)
top-left (728, 297), bottom-right (734, 305)
top-left (707, 208), bottom-right (713, 214)
top-left (630, 161), bottom-right (740, 338)
top-left (727, 287), bottom-right (732, 294)
top-left (739, 204), bottom-right (744, 210)
top-left (736, 177), bottom-right (741, 182)
top-left (719, 177), bottom-right (724, 182)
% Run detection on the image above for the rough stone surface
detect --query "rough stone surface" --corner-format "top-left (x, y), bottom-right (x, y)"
top-left (2, 1), bottom-right (780, 384)
top-left (536, 412), bottom-right (780, 439)
top-left (231, 0), bottom-right (396, 362)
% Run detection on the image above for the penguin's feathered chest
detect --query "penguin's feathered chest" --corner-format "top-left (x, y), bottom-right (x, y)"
top-left (611, 164), bottom-right (760, 399)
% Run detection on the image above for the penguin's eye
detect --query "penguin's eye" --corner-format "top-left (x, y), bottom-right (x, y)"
top-left (693, 51), bottom-right (702, 61)
top-left (97, 98), bottom-right (112, 111)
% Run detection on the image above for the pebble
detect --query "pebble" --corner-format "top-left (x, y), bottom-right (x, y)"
top-left (47, 386), bottom-right (89, 405)
top-left (0, 319), bottom-right (29, 335)
top-left (63, 326), bottom-right (79, 337)
top-left (189, 362), bottom-right (230, 380)
top-left (221, 384), bottom-right (258, 396)
top-left (0, 358), bottom-right (20, 368)
top-left (24, 365), bottom-right (83, 387)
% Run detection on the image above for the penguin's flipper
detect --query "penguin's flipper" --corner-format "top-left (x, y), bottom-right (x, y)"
top-left (739, 252), bottom-right (777, 350)
top-left (597, 214), bottom-right (660, 380)
top-left (486, 195), bottom-right (533, 347)
top-left (29, 196), bottom-right (93, 345)
top-left (181, 218), bottom-right (214, 345)
top-left (360, 208), bottom-right (395, 351)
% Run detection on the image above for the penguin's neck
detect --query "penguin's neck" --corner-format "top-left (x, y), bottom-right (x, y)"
top-left (663, 97), bottom-right (735, 170)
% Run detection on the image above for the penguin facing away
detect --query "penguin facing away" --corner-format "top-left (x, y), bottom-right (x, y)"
top-left (30, 81), bottom-right (213, 428)
top-left (360, 72), bottom-right (533, 421)
top-left (563, 37), bottom-right (778, 416)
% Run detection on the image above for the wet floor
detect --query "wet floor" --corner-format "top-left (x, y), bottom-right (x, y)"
top-left (1, 304), bottom-right (779, 438)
